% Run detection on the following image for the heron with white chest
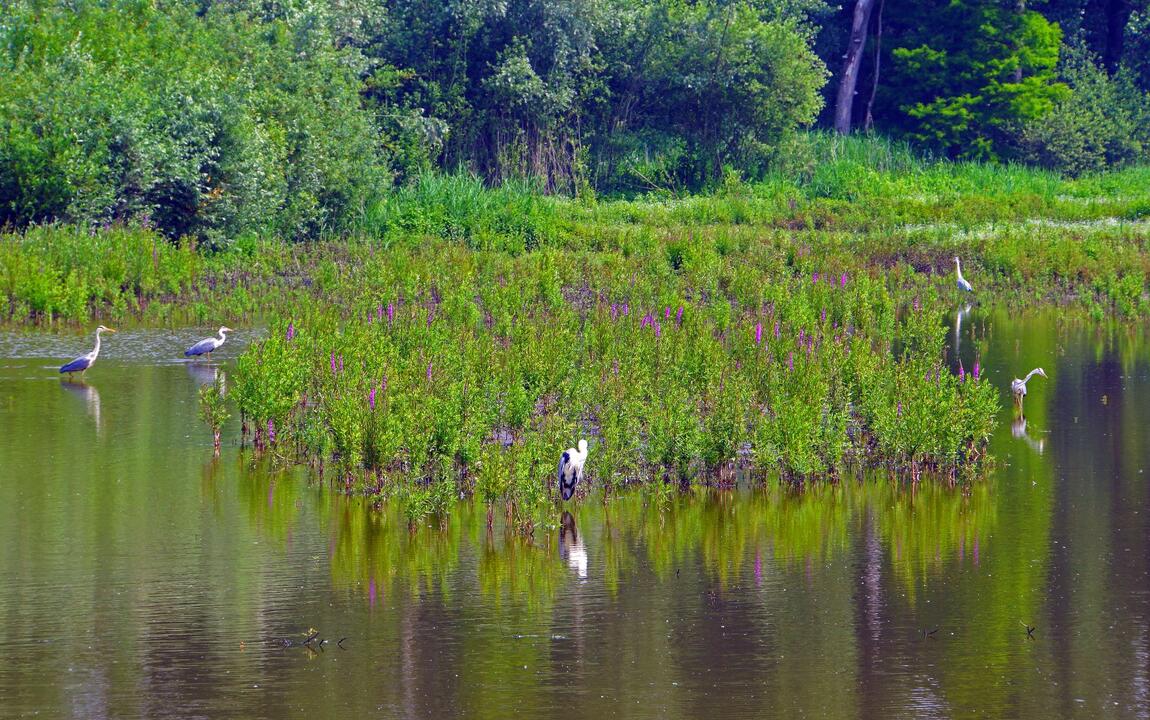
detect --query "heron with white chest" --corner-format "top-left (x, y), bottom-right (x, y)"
top-left (185, 327), bottom-right (234, 360)
top-left (1011, 367), bottom-right (1047, 405)
top-left (557, 439), bottom-right (589, 501)
top-left (954, 256), bottom-right (974, 293)
top-left (59, 325), bottom-right (116, 377)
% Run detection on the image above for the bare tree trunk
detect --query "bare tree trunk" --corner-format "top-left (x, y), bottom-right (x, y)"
top-left (863, 0), bottom-right (884, 132)
top-left (834, 0), bottom-right (878, 134)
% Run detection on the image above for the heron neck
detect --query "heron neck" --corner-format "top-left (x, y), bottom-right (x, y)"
top-left (92, 330), bottom-right (102, 357)
top-left (1024, 368), bottom-right (1041, 383)
top-left (218, 329), bottom-right (228, 342)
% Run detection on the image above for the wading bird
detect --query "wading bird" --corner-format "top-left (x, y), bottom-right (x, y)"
top-left (954, 256), bottom-right (974, 293)
top-left (558, 439), bottom-right (589, 501)
top-left (1011, 368), bottom-right (1047, 405)
top-left (185, 327), bottom-right (234, 360)
top-left (59, 326), bottom-right (115, 377)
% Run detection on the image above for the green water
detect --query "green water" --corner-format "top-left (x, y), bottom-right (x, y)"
top-left (0, 314), bottom-right (1147, 718)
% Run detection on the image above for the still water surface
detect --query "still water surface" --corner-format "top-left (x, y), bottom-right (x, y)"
top-left (0, 314), bottom-right (1148, 718)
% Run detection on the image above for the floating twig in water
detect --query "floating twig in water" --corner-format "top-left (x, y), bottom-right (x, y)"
top-left (1019, 620), bottom-right (1036, 639)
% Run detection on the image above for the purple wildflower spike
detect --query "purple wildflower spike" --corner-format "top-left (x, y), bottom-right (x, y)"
top-left (913, 297), bottom-right (920, 311)
top-left (427, 361), bottom-right (433, 381)
top-left (654, 320), bottom-right (661, 338)
top-left (338, 355), bottom-right (344, 372)
top-left (840, 273), bottom-right (847, 288)
top-left (622, 303), bottom-right (629, 316)
top-left (676, 306), bottom-right (684, 325)
top-left (665, 306), bottom-right (671, 319)
top-left (611, 303), bottom-right (618, 320)
top-left (821, 308), bottom-right (826, 324)
top-left (813, 272), bottom-right (820, 283)
top-left (958, 360), bottom-right (966, 382)
top-left (897, 402), bottom-right (902, 418)
top-left (286, 322), bottom-right (295, 342)
top-left (387, 303), bottom-right (394, 325)
top-left (973, 360), bottom-right (981, 381)
top-left (774, 321), bottom-right (780, 339)
top-left (787, 352), bottom-right (794, 371)
top-left (267, 419), bottom-right (276, 443)
top-left (369, 386), bottom-right (377, 410)
top-left (755, 323), bottom-right (762, 345)
top-left (330, 351), bottom-right (336, 374)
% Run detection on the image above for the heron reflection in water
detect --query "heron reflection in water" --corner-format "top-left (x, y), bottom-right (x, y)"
top-left (60, 380), bottom-right (102, 432)
top-left (186, 362), bottom-right (222, 387)
top-left (559, 511), bottom-right (588, 579)
top-left (953, 304), bottom-right (972, 353)
top-left (1011, 414), bottom-right (1046, 454)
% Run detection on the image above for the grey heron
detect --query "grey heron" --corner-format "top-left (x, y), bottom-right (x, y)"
top-left (1011, 368), bottom-right (1047, 404)
top-left (185, 327), bottom-right (234, 359)
top-left (954, 257), bottom-right (974, 293)
top-left (59, 326), bottom-right (115, 377)
top-left (558, 439), bottom-right (589, 501)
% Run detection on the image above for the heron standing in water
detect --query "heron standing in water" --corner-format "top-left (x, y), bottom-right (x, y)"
top-left (954, 257), bottom-right (974, 293)
top-left (185, 327), bottom-right (234, 360)
top-left (558, 439), bottom-right (589, 501)
top-left (1011, 368), bottom-right (1047, 405)
top-left (59, 326), bottom-right (116, 378)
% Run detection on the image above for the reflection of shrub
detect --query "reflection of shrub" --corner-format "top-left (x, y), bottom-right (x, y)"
top-left (1022, 45), bottom-right (1147, 176)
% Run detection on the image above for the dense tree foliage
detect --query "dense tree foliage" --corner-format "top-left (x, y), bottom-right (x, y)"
top-left (1, 0), bottom-right (1148, 241)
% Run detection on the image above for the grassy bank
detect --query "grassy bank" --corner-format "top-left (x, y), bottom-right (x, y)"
top-left (4, 138), bottom-right (1149, 326)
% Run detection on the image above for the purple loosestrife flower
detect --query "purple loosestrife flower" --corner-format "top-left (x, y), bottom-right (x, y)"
top-left (821, 308), bottom-right (826, 324)
top-left (427, 361), bottom-right (433, 381)
top-left (665, 306), bottom-right (671, 319)
top-left (369, 386), bottom-right (377, 410)
top-left (973, 360), bottom-right (981, 381)
top-left (787, 352), bottom-right (794, 371)
top-left (338, 355), bottom-right (344, 373)
top-left (958, 360), bottom-right (966, 382)
top-left (377, 304), bottom-right (383, 320)
top-left (676, 306), bottom-right (684, 325)
top-left (330, 351), bottom-right (337, 374)
top-left (774, 321), bottom-right (780, 339)
top-left (897, 402), bottom-right (902, 418)
top-left (913, 297), bottom-right (920, 312)
top-left (755, 323), bottom-right (762, 345)
top-left (286, 322), bottom-right (295, 342)
top-left (622, 303), bottom-right (630, 316)
top-left (654, 320), bottom-right (661, 338)
top-left (387, 303), bottom-right (394, 325)
top-left (812, 272), bottom-right (819, 283)
top-left (267, 419), bottom-right (276, 443)
top-left (611, 303), bottom-right (618, 320)
top-left (840, 273), bottom-right (848, 288)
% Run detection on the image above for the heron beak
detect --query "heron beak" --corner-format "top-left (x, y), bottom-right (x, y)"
top-left (106, 328), bottom-right (117, 333)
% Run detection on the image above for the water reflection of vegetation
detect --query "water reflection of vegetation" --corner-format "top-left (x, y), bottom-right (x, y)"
top-left (240, 468), bottom-right (995, 607)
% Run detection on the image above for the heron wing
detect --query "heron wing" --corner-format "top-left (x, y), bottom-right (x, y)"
top-left (60, 356), bottom-right (91, 373)
top-left (559, 451), bottom-right (578, 500)
top-left (185, 338), bottom-right (214, 356)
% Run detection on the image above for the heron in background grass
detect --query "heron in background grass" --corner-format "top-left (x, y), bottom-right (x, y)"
top-left (1012, 368), bottom-right (1047, 406)
top-left (185, 327), bottom-right (234, 360)
top-left (558, 439), bottom-right (589, 501)
top-left (954, 257), bottom-right (974, 293)
top-left (59, 326), bottom-right (116, 377)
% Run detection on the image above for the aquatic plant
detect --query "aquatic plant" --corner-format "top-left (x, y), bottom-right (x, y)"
top-left (224, 241), bottom-right (1000, 528)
